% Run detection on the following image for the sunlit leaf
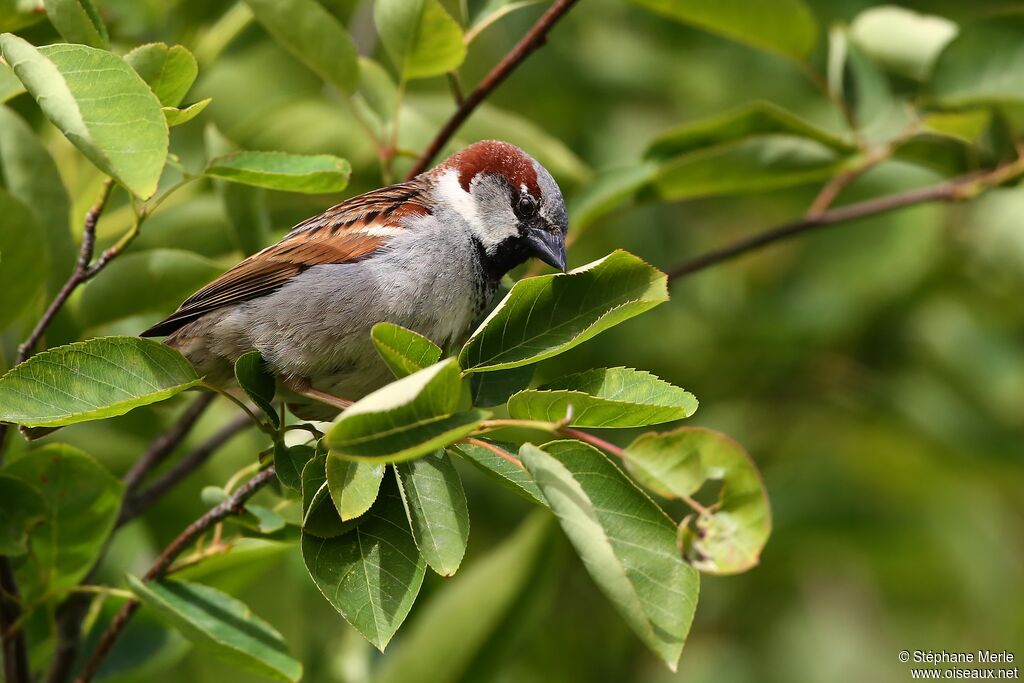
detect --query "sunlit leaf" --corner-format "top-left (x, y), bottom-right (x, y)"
top-left (508, 368), bottom-right (698, 428)
top-left (850, 5), bottom-right (957, 81)
top-left (449, 440), bottom-right (547, 507)
top-left (243, 0), bottom-right (359, 93)
top-left (206, 150), bottom-right (351, 194)
top-left (43, 0), bottom-right (108, 49)
top-left (371, 322), bottom-right (442, 379)
top-left (5, 444), bottom-right (122, 599)
top-left (326, 359), bottom-right (486, 463)
top-left (520, 440), bottom-right (698, 671)
top-left (127, 576), bottom-right (303, 682)
top-left (460, 251), bottom-right (668, 372)
top-left (0, 188), bottom-right (47, 330)
top-left (326, 456), bottom-right (385, 521)
top-left (375, 0), bottom-right (466, 80)
top-left (624, 427), bottom-right (771, 575)
top-left (0, 35), bottom-right (169, 198)
top-left (629, 0), bottom-right (818, 61)
top-left (395, 452), bottom-right (469, 576)
top-left (0, 337), bottom-right (201, 427)
top-left (0, 474), bottom-right (46, 556)
top-left (373, 513), bottom-right (551, 683)
top-left (301, 473), bottom-right (425, 651)
top-left (163, 98), bottom-right (211, 126)
top-left (125, 43), bottom-right (197, 107)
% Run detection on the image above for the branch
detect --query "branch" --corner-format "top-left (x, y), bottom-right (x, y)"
top-left (74, 467), bottom-right (277, 683)
top-left (0, 559), bottom-right (30, 683)
top-left (404, 0), bottom-right (581, 179)
top-left (117, 413), bottom-right (253, 527)
top-left (121, 393), bottom-right (216, 493)
top-left (666, 160), bottom-right (1024, 282)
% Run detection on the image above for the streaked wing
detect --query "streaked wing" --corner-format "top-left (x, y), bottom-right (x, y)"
top-left (141, 179), bottom-right (431, 337)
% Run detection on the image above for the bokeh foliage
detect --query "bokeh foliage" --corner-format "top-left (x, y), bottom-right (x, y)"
top-left (1, 1), bottom-right (1023, 682)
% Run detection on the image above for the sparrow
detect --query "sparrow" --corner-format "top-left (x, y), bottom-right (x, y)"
top-left (141, 140), bottom-right (569, 410)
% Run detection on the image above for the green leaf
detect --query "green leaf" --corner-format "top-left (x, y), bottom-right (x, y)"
top-left (234, 351), bottom-right (279, 428)
top-left (849, 6), bottom-right (957, 81)
top-left (623, 427), bottom-right (771, 575)
top-left (375, 0), bottom-right (466, 80)
top-left (0, 336), bottom-right (201, 428)
top-left (646, 101), bottom-right (853, 161)
top-left (5, 444), bottom-right (122, 598)
top-left (508, 368), bottom-right (698, 428)
top-left (326, 359), bottom-right (487, 463)
top-left (371, 322), bottom-right (443, 379)
top-left (43, 0), bottom-right (108, 49)
top-left (326, 456), bottom-right (385, 521)
top-left (0, 188), bottom-right (48, 330)
top-left (301, 453), bottom-right (357, 538)
top-left (0, 35), bottom-right (169, 198)
top-left (570, 162), bottom-right (658, 234)
top-left (629, 0), bottom-right (817, 61)
top-left (448, 441), bottom-right (547, 507)
top-left (373, 513), bottom-right (551, 683)
top-left (127, 576), bottom-right (302, 682)
top-left (655, 135), bottom-right (847, 201)
top-left (301, 473), bottom-right (426, 651)
top-left (470, 365), bottom-right (534, 407)
top-left (395, 452), bottom-right (469, 576)
top-left (163, 98), bottom-right (211, 126)
top-left (206, 151), bottom-right (351, 194)
top-left (459, 251), bottom-right (668, 372)
top-left (124, 43), bottom-right (196, 107)
top-left (218, 180), bottom-right (270, 255)
top-left (929, 15), bottom-right (1024, 107)
top-left (243, 0), bottom-right (359, 93)
top-left (0, 106), bottom-right (74, 293)
top-left (465, 0), bottom-right (542, 44)
top-left (0, 474), bottom-right (47, 556)
top-left (274, 443), bottom-right (314, 492)
top-left (520, 440), bottom-right (699, 671)
top-left (0, 61), bottom-right (26, 103)
top-left (76, 249), bottom-right (223, 329)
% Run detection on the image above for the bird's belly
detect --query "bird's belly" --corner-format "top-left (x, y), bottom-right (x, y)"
top-left (234, 257), bottom-right (486, 396)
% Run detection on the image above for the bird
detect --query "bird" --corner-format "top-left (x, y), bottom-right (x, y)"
top-left (141, 140), bottom-right (568, 412)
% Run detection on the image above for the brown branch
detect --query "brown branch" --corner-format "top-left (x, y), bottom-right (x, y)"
top-left (1, 559), bottom-right (30, 683)
top-left (117, 413), bottom-right (253, 527)
top-left (404, 0), bottom-right (581, 179)
top-left (665, 162), bottom-right (1024, 282)
top-left (75, 467), bottom-right (277, 683)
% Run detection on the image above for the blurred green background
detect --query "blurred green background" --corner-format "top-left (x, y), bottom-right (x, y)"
top-left (2, 0), bottom-right (1022, 681)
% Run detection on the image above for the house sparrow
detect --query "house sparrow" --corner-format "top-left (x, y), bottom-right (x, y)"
top-left (141, 140), bottom-right (568, 409)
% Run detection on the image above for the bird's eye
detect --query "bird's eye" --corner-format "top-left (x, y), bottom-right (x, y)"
top-left (514, 193), bottom-right (538, 219)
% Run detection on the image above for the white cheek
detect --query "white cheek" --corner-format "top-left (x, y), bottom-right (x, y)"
top-left (436, 169), bottom-right (485, 232)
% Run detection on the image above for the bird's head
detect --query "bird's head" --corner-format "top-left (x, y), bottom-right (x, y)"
top-left (433, 140), bottom-right (568, 275)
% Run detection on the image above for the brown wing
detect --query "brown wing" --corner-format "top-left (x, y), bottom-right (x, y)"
top-left (141, 179), bottom-right (432, 337)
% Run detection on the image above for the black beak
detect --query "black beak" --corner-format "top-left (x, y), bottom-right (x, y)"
top-left (525, 225), bottom-right (567, 272)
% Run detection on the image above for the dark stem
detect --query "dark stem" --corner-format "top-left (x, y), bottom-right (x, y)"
top-left (117, 413), bottom-right (252, 527)
top-left (666, 170), bottom-right (1001, 282)
top-left (404, 0), bottom-right (581, 179)
top-left (121, 393), bottom-right (216, 494)
top-left (74, 467), bottom-right (277, 683)
top-left (0, 559), bottom-right (30, 683)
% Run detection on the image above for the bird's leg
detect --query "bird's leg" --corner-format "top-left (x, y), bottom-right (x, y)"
top-left (282, 376), bottom-right (353, 410)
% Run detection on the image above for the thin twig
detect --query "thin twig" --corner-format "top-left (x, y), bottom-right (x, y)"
top-left (121, 393), bottom-right (216, 494)
top-left (404, 0), bottom-right (581, 179)
top-left (117, 413), bottom-right (253, 527)
top-left (666, 159), bottom-right (1024, 282)
top-left (446, 71), bottom-right (465, 106)
top-left (0, 559), bottom-right (30, 683)
top-left (75, 467), bottom-right (277, 683)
